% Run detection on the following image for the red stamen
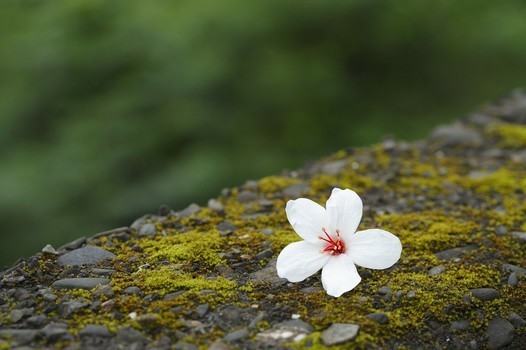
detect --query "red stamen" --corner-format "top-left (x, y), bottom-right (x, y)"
top-left (319, 227), bottom-right (345, 255)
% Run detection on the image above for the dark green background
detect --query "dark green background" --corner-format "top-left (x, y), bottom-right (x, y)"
top-left (1, 0), bottom-right (525, 267)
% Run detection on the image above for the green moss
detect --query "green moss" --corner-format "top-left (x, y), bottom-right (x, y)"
top-left (491, 123), bottom-right (526, 148)
top-left (258, 176), bottom-right (299, 194)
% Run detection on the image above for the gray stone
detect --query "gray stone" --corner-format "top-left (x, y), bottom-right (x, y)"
top-left (283, 184), bottom-right (310, 198)
top-left (248, 312), bottom-right (266, 330)
top-left (91, 268), bottom-right (116, 276)
top-left (208, 199), bottom-right (224, 213)
top-left (366, 313), bottom-right (389, 324)
top-left (93, 284), bottom-right (114, 298)
top-left (179, 203), bottom-right (201, 218)
top-left (470, 288), bottom-right (500, 301)
top-left (217, 222), bottom-right (237, 232)
top-left (430, 123), bottom-right (483, 146)
top-left (174, 342), bottom-right (198, 350)
top-left (249, 259), bottom-right (287, 287)
top-left (52, 278), bottom-right (110, 290)
top-left (195, 303), bottom-right (210, 317)
top-left (0, 329), bottom-right (39, 346)
top-left (123, 286), bottom-right (142, 295)
top-left (511, 231), bottom-right (526, 243)
top-left (435, 245), bottom-right (476, 260)
top-left (58, 246), bottom-right (116, 266)
top-left (209, 340), bottom-right (235, 350)
top-left (507, 272), bottom-right (518, 286)
top-left (377, 286), bottom-right (392, 295)
top-left (115, 326), bottom-right (146, 344)
top-left (42, 244), bottom-right (59, 255)
top-left (321, 323), bottom-right (360, 346)
top-left (429, 265), bottom-right (446, 276)
top-left (79, 324), bottom-right (111, 338)
top-left (502, 263), bottom-right (526, 277)
top-left (274, 319), bottom-right (314, 333)
top-left (321, 160), bottom-right (348, 175)
top-left (406, 291), bottom-right (416, 298)
top-left (237, 191), bottom-right (258, 203)
top-left (9, 308), bottom-right (32, 323)
top-left (486, 317), bottom-right (515, 349)
top-left (254, 249), bottom-right (274, 261)
top-left (508, 311), bottom-right (526, 327)
top-left (138, 223), bottom-right (156, 237)
top-left (26, 314), bottom-right (47, 328)
top-left (58, 237), bottom-right (87, 251)
top-left (40, 322), bottom-right (69, 342)
top-left (223, 329), bottom-right (249, 342)
top-left (450, 320), bottom-right (470, 331)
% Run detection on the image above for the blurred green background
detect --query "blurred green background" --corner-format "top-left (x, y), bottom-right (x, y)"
top-left (1, 0), bottom-right (525, 267)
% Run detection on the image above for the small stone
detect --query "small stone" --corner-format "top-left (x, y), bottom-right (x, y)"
top-left (9, 308), bottom-right (30, 323)
top-left (0, 329), bottom-right (39, 346)
top-left (41, 322), bottom-right (69, 342)
top-left (209, 340), bottom-right (235, 350)
top-left (254, 249), bottom-right (274, 261)
top-left (93, 284), bottom-right (114, 298)
top-left (406, 291), bottom-right (416, 298)
top-left (366, 313), bottom-right (389, 324)
top-left (223, 329), bottom-right (249, 342)
top-left (57, 246), bottom-right (116, 266)
top-left (494, 226), bottom-right (508, 235)
top-left (508, 311), bottom-right (526, 327)
top-left (52, 278), bottom-right (110, 290)
top-left (300, 287), bottom-right (324, 294)
top-left (248, 312), bottom-right (266, 330)
top-left (163, 290), bottom-right (187, 300)
top-left (208, 199), bottom-right (224, 213)
top-left (502, 263), bottom-right (526, 277)
top-left (486, 317), bottom-right (515, 349)
top-left (283, 184), bottom-right (311, 198)
top-left (216, 264), bottom-right (235, 278)
top-left (321, 323), bottom-right (360, 346)
top-left (511, 231), bottom-right (526, 243)
top-left (79, 324), bottom-right (111, 338)
top-left (115, 327), bottom-right (147, 345)
top-left (138, 223), bottom-right (156, 236)
top-left (429, 265), bottom-right (446, 276)
top-left (174, 342), bottom-right (199, 350)
top-left (196, 304), bottom-right (210, 317)
top-left (430, 123), bottom-right (483, 146)
top-left (58, 237), bottom-right (87, 251)
top-left (249, 259), bottom-right (287, 287)
top-left (321, 160), bottom-right (348, 175)
top-left (137, 313), bottom-right (161, 328)
top-left (217, 222), bottom-right (237, 232)
top-left (42, 244), bottom-right (59, 255)
top-left (377, 286), bottom-right (392, 295)
top-left (470, 288), bottom-right (500, 301)
top-left (123, 286), bottom-right (142, 295)
top-left (237, 190), bottom-right (258, 203)
top-left (274, 320), bottom-right (314, 333)
top-left (507, 272), bottom-right (518, 287)
top-left (451, 320), bottom-right (470, 331)
top-left (26, 314), bottom-right (47, 328)
top-left (91, 268), bottom-right (116, 276)
top-left (261, 228), bottom-right (274, 235)
top-left (180, 203), bottom-right (201, 218)
top-left (435, 245), bottom-right (476, 261)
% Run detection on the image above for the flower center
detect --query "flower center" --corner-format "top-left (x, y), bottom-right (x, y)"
top-left (319, 227), bottom-right (345, 255)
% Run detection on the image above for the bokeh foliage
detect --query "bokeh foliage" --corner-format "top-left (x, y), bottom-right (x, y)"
top-left (1, 0), bottom-right (525, 266)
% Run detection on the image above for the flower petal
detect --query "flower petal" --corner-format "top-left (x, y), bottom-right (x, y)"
top-left (326, 188), bottom-right (363, 235)
top-left (286, 198), bottom-right (329, 243)
top-left (347, 229), bottom-right (402, 269)
top-left (321, 254), bottom-right (361, 297)
top-left (277, 241), bottom-right (330, 282)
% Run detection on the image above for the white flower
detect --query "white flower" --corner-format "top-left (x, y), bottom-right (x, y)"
top-left (277, 188), bottom-right (402, 297)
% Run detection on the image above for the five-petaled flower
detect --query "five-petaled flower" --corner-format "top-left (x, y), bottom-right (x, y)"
top-left (277, 188), bottom-right (402, 297)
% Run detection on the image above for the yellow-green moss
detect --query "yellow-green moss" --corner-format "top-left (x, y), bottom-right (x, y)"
top-left (258, 176), bottom-right (299, 194)
top-left (490, 123), bottom-right (526, 148)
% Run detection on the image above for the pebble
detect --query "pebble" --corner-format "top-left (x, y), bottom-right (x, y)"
top-left (502, 263), bottom-right (526, 277)
top-left (26, 314), bottom-right (47, 328)
top-left (41, 244), bottom-right (59, 255)
top-left (79, 324), bottom-right (111, 338)
top-left (123, 286), bottom-right (142, 295)
top-left (223, 329), bottom-right (249, 342)
top-left (406, 291), bottom-right (416, 298)
top-left (434, 245), bottom-right (476, 261)
top-left (93, 284), bottom-right (114, 298)
top-left (507, 272), bottom-right (518, 286)
top-left (486, 317), bottom-right (515, 349)
top-left (377, 286), bottom-right (392, 295)
top-left (179, 203), bottom-right (201, 218)
top-left (174, 342), bottom-right (199, 350)
top-left (511, 231), bottom-right (526, 243)
top-left (248, 312), bottom-right (266, 330)
top-left (450, 319), bottom-right (469, 331)
top-left (249, 259), bottom-right (287, 287)
top-left (430, 124), bottom-right (483, 146)
top-left (58, 237), bottom-right (87, 251)
top-left (0, 329), bottom-right (39, 346)
top-left (321, 323), bottom-right (360, 346)
top-left (274, 319), bottom-right (314, 333)
top-left (138, 223), bottom-right (156, 236)
top-left (137, 313), bottom-right (161, 328)
top-left (209, 340), bottom-right (235, 350)
top-left (366, 313), bottom-right (389, 324)
top-left (57, 246), bottom-right (116, 266)
top-left (91, 268), bottom-right (116, 276)
top-left (237, 191), bottom-right (258, 203)
top-left (208, 199), bottom-right (224, 213)
top-left (508, 311), bottom-right (526, 327)
top-left (217, 222), bottom-right (237, 232)
top-left (40, 322), bottom-right (69, 342)
top-left (321, 160), bottom-right (348, 175)
top-left (9, 308), bottom-right (32, 323)
top-left (195, 303), bottom-right (210, 317)
top-left (52, 278), bottom-right (110, 290)
top-left (254, 249), bottom-right (274, 261)
top-left (428, 265), bottom-right (446, 276)
top-left (283, 184), bottom-right (310, 198)
top-left (115, 327), bottom-right (147, 345)
top-left (470, 288), bottom-right (500, 301)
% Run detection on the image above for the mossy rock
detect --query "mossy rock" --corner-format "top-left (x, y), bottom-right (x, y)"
top-left (1, 90), bottom-right (525, 349)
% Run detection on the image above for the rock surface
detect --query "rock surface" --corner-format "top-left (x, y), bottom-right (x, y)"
top-left (1, 91), bottom-right (525, 349)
